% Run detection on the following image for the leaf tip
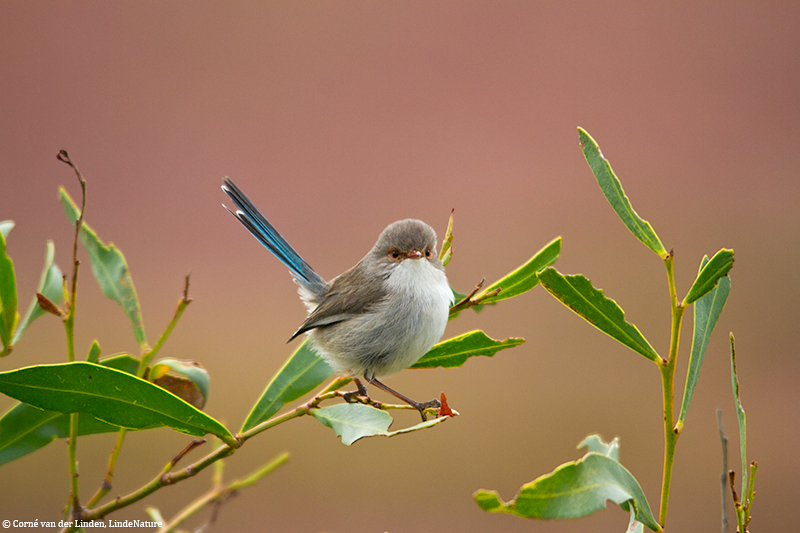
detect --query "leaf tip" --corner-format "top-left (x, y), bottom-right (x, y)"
top-left (473, 489), bottom-right (507, 513)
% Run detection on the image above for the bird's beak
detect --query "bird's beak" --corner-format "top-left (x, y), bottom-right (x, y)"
top-left (407, 249), bottom-right (423, 259)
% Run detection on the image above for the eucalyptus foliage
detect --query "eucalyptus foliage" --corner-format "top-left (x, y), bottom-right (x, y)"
top-left (0, 153), bottom-right (555, 530)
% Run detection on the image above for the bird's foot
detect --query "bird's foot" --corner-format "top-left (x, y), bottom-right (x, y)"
top-left (409, 398), bottom-right (441, 422)
top-left (342, 377), bottom-right (371, 405)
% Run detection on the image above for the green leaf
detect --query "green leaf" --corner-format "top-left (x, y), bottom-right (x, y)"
top-left (411, 330), bottom-right (524, 369)
top-left (682, 248), bottom-right (734, 305)
top-left (0, 402), bottom-right (123, 466)
top-left (578, 434), bottom-right (620, 461)
top-left (0, 354), bottom-right (143, 466)
top-left (311, 403), bottom-right (446, 445)
top-left (677, 256), bottom-right (730, 427)
top-left (59, 187), bottom-right (147, 347)
top-left (474, 453), bottom-right (660, 531)
top-left (152, 358), bottom-right (210, 403)
top-left (150, 358), bottom-right (210, 410)
top-left (87, 340), bottom-right (101, 363)
top-left (578, 128), bottom-right (667, 258)
top-left (538, 268), bottom-right (660, 363)
top-left (97, 353), bottom-right (141, 374)
top-left (730, 333), bottom-right (747, 496)
top-left (0, 362), bottom-right (235, 446)
top-left (241, 340), bottom-right (334, 432)
top-left (439, 210), bottom-right (454, 267)
top-left (476, 237), bottom-right (561, 305)
top-left (0, 225), bottom-right (19, 353)
top-left (12, 241), bottom-right (64, 345)
top-left (627, 511), bottom-right (647, 533)
top-left (0, 221), bottom-right (13, 239)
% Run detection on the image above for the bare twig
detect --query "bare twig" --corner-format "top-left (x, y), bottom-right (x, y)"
top-left (448, 278), bottom-right (486, 317)
top-left (716, 409), bottom-right (729, 533)
top-left (57, 150), bottom-right (86, 520)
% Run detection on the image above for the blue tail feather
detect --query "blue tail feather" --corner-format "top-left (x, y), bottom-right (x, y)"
top-left (222, 177), bottom-right (327, 296)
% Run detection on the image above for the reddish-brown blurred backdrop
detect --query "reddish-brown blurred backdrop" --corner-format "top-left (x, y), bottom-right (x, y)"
top-left (2, 2), bottom-right (798, 532)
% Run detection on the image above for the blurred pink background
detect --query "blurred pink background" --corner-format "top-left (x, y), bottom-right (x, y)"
top-left (2, 2), bottom-right (798, 531)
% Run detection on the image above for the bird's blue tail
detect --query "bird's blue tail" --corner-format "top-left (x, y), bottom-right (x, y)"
top-left (222, 177), bottom-right (327, 297)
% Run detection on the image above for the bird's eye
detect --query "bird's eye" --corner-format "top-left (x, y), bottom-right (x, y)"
top-left (389, 248), bottom-right (401, 260)
top-left (425, 247), bottom-right (432, 258)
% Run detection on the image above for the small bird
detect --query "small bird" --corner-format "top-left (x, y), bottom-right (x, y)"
top-left (221, 178), bottom-right (454, 420)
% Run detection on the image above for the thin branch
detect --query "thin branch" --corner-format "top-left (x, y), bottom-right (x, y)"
top-left (717, 409), bottom-right (729, 533)
top-left (85, 429), bottom-right (127, 508)
top-left (658, 251), bottom-right (685, 528)
top-left (744, 462), bottom-right (757, 530)
top-left (448, 278), bottom-right (486, 317)
top-left (74, 388), bottom-right (424, 526)
top-left (157, 452), bottom-right (289, 533)
top-left (57, 150), bottom-right (86, 519)
top-left (140, 273), bottom-right (193, 374)
top-left (86, 275), bottom-right (195, 509)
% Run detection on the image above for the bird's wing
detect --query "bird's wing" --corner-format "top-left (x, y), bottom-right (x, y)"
top-left (288, 263), bottom-right (388, 341)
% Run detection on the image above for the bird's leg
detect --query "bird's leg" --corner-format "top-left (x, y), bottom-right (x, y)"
top-left (342, 377), bottom-right (370, 404)
top-left (366, 376), bottom-right (440, 422)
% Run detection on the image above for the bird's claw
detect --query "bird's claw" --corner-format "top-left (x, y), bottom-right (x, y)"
top-left (413, 398), bottom-right (441, 422)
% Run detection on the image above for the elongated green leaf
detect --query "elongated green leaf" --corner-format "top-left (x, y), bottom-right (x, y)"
top-left (678, 256), bottom-right (730, 427)
top-left (241, 341), bottom-right (334, 432)
top-left (0, 221), bottom-right (13, 239)
top-left (12, 241), bottom-right (64, 345)
top-left (412, 330), bottom-right (524, 369)
top-left (312, 403), bottom-right (446, 445)
top-left (683, 248), bottom-right (734, 305)
top-left (0, 362), bottom-right (234, 445)
top-left (538, 268), bottom-right (660, 363)
top-left (730, 333), bottom-right (747, 496)
top-left (59, 187), bottom-right (147, 347)
top-left (0, 354), bottom-right (144, 466)
top-left (578, 128), bottom-right (667, 258)
top-left (474, 453), bottom-right (660, 531)
top-left (0, 226), bottom-right (19, 352)
top-left (0, 403), bottom-right (123, 466)
top-left (477, 237), bottom-right (561, 305)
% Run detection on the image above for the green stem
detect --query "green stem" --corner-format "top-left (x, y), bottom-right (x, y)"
top-left (86, 428), bottom-right (127, 508)
top-left (84, 277), bottom-right (192, 511)
top-left (78, 443), bottom-right (236, 525)
top-left (139, 274), bottom-right (192, 374)
top-left (157, 452), bottom-right (289, 533)
top-left (658, 253), bottom-right (685, 528)
top-left (239, 401), bottom-right (311, 441)
top-left (744, 462), bottom-right (757, 529)
top-left (73, 391), bottom-right (415, 526)
top-left (59, 150), bottom-right (86, 519)
top-left (68, 413), bottom-right (80, 515)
